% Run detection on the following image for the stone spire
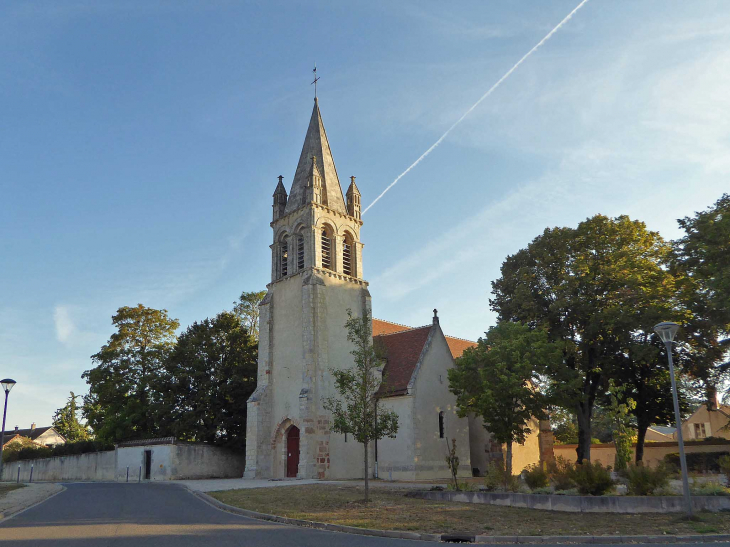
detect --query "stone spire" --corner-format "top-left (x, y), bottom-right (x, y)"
top-left (284, 99), bottom-right (346, 215)
top-left (272, 175), bottom-right (288, 221)
top-left (346, 175), bottom-right (361, 220)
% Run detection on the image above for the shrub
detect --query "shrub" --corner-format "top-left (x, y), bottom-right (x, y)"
top-left (571, 461), bottom-right (615, 496)
top-left (530, 486), bottom-right (554, 495)
top-left (547, 456), bottom-right (576, 491)
top-left (483, 460), bottom-right (519, 492)
top-left (719, 455), bottom-right (730, 482)
top-left (664, 451), bottom-right (730, 473)
top-left (3, 444), bottom-right (52, 463)
top-left (2, 439), bottom-right (114, 463)
top-left (622, 463), bottom-right (670, 495)
top-left (523, 463), bottom-right (550, 490)
top-left (690, 482), bottom-right (730, 496)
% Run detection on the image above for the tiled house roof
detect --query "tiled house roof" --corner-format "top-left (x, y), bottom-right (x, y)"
top-left (372, 318), bottom-right (477, 398)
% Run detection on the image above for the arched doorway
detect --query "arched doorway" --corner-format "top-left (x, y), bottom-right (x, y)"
top-left (286, 426), bottom-right (300, 478)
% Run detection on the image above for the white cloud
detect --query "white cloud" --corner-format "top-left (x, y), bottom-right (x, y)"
top-left (54, 305), bottom-right (76, 344)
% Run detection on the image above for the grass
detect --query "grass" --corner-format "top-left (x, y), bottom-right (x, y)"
top-left (210, 485), bottom-right (730, 537)
top-left (0, 484), bottom-right (25, 498)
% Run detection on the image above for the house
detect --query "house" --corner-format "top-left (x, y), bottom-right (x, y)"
top-left (243, 97), bottom-right (548, 480)
top-left (678, 390), bottom-right (730, 441)
top-left (645, 425), bottom-right (676, 442)
top-left (1, 423), bottom-right (66, 448)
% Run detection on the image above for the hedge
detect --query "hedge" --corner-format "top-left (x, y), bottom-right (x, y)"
top-left (2, 440), bottom-right (114, 463)
top-left (664, 450), bottom-right (730, 473)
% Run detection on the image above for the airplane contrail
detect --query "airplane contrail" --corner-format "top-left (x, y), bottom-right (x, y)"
top-left (362, 0), bottom-right (591, 215)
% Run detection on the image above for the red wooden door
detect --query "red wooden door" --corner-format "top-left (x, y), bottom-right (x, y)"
top-left (286, 426), bottom-right (300, 478)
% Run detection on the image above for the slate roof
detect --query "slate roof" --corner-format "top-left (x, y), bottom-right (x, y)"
top-left (649, 425), bottom-right (676, 436)
top-left (1, 426), bottom-right (54, 443)
top-left (372, 318), bottom-right (477, 398)
top-left (284, 98), bottom-right (347, 215)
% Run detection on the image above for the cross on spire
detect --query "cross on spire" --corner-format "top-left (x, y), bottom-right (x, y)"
top-left (311, 63), bottom-right (320, 99)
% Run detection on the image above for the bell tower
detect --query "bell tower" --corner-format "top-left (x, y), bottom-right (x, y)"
top-left (245, 97), bottom-right (370, 479)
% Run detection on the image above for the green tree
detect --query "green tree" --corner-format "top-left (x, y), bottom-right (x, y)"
top-left (52, 392), bottom-right (91, 442)
top-left (674, 194), bottom-right (730, 403)
top-left (448, 321), bottom-right (560, 478)
top-left (491, 215), bottom-right (683, 463)
top-left (157, 311), bottom-right (258, 450)
top-left (233, 290), bottom-right (267, 340)
top-left (82, 305), bottom-right (179, 443)
top-left (323, 309), bottom-right (399, 503)
top-left (605, 380), bottom-right (635, 471)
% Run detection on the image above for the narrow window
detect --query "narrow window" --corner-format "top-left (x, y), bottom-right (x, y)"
top-left (438, 411), bottom-right (445, 439)
top-left (343, 241), bottom-right (352, 276)
top-left (344, 432), bottom-right (348, 443)
top-left (280, 239), bottom-right (288, 277)
top-left (297, 235), bottom-right (305, 270)
top-left (321, 229), bottom-right (332, 270)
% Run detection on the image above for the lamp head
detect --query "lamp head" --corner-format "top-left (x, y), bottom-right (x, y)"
top-left (654, 322), bottom-right (680, 344)
top-left (1, 379), bottom-right (16, 394)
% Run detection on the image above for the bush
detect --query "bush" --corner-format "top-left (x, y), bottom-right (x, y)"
top-left (547, 456), bottom-right (576, 491)
top-left (571, 461), bottom-right (615, 496)
top-left (523, 463), bottom-right (550, 490)
top-left (690, 482), bottom-right (730, 496)
top-left (622, 464), bottom-right (670, 495)
top-left (2, 439), bottom-right (114, 463)
top-left (483, 460), bottom-right (520, 492)
top-left (3, 444), bottom-right (52, 463)
top-left (664, 451), bottom-right (730, 473)
top-left (719, 455), bottom-right (730, 482)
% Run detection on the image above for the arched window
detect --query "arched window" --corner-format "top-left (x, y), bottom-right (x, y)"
top-left (343, 233), bottom-right (355, 277)
top-left (321, 227), bottom-right (333, 271)
top-left (438, 411), bottom-right (445, 439)
top-left (280, 236), bottom-right (289, 278)
top-left (297, 234), bottom-right (305, 271)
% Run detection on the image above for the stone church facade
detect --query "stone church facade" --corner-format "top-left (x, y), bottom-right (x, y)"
top-left (244, 98), bottom-right (549, 479)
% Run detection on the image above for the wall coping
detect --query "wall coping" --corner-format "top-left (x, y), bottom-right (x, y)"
top-left (407, 490), bottom-right (730, 513)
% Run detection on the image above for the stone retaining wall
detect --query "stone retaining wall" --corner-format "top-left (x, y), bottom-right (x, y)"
top-left (408, 490), bottom-right (730, 513)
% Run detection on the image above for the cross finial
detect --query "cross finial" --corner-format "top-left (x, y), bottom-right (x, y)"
top-left (311, 63), bottom-right (320, 99)
top-left (278, 175), bottom-right (283, 183)
top-left (350, 176), bottom-right (356, 184)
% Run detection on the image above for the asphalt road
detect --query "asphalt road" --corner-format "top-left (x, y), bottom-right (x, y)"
top-left (0, 482), bottom-right (727, 546)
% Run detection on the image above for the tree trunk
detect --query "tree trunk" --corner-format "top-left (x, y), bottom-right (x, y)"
top-left (575, 404), bottom-right (592, 464)
top-left (635, 418), bottom-right (649, 465)
top-left (364, 440), bottom-right (369, 503)
top-left (505, 441), bottom-right (513, 487)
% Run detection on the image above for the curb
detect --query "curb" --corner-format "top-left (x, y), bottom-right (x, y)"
top-left (186, 488), bottom-right (730, 544)
top-left (0, 484), bottom-right (66, 523)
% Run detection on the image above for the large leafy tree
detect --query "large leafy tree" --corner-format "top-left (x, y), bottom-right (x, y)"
top-left (674, 194), bottom-right (730, 398)
top-left (157, 312), bottom-right (257, 450)
top-left (323, 309), bottom-right (398, 503)
top-left (233, 290), bottom-right (267, 340)
top-left (448, 321), bottom-right (560, 477)
top-left (82, 305), bottom-right (179, 443)
top-left (53, 392), bottom-right (91, 442)
top-left (491, 215), bottom-right (683, 463)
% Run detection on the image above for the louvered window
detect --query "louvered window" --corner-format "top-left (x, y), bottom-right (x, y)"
top-left (297, 235), bottom-right (305, 270)
top-left (280, 240), bottom-right (288, 277)
top-left (321, 230), bottom-right (333, 270)
top-left (343, 242), bottom-right (352, 276)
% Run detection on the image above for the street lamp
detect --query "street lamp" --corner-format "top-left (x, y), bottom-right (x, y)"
top-left (0, 379), bottom-right (17, 481)
top-left (654, 322), bottom-right (692, 516)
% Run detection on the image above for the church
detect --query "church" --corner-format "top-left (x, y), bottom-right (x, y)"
top-left (244, 97), bottom-right (548, 480)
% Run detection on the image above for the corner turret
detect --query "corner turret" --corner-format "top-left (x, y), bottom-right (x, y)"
top-left (346, 176), bottom-right (361, 220)
top-left (273, 175), bottom-right (288, 221)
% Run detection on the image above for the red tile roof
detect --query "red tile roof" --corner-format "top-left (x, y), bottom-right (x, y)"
top-left (372, 318), bottom-right (477, 398)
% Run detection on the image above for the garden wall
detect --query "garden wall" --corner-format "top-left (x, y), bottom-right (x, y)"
top-left (553, 441), bottom-right (730, 468)
top-left (409, 490), bottom-right (730, 513)
top-left (1, 450), bottom-right (115, 482)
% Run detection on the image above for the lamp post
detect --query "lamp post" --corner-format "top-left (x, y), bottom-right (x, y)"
top-left (0, 379), bottom-right (17, 481)
top-left (654, 322), bottom-right (692, 516)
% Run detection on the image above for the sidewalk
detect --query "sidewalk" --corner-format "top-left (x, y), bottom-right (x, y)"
top-left (0, 483), bottom-right (63, 521)
top-left (178, 477), bottom-right (447, 492)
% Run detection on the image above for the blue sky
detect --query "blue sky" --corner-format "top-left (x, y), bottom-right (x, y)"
top-left (2, 0), bottom-right (729, 429)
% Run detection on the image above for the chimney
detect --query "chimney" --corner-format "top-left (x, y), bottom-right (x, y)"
top-left (433, 309), bottom-right (439, 325)
top-left (707, 386), bottom-right (720, 411)
top-left (14, 426), bottom-right (18, 432)
top-left (31, 422), bottom-right (36, 431)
